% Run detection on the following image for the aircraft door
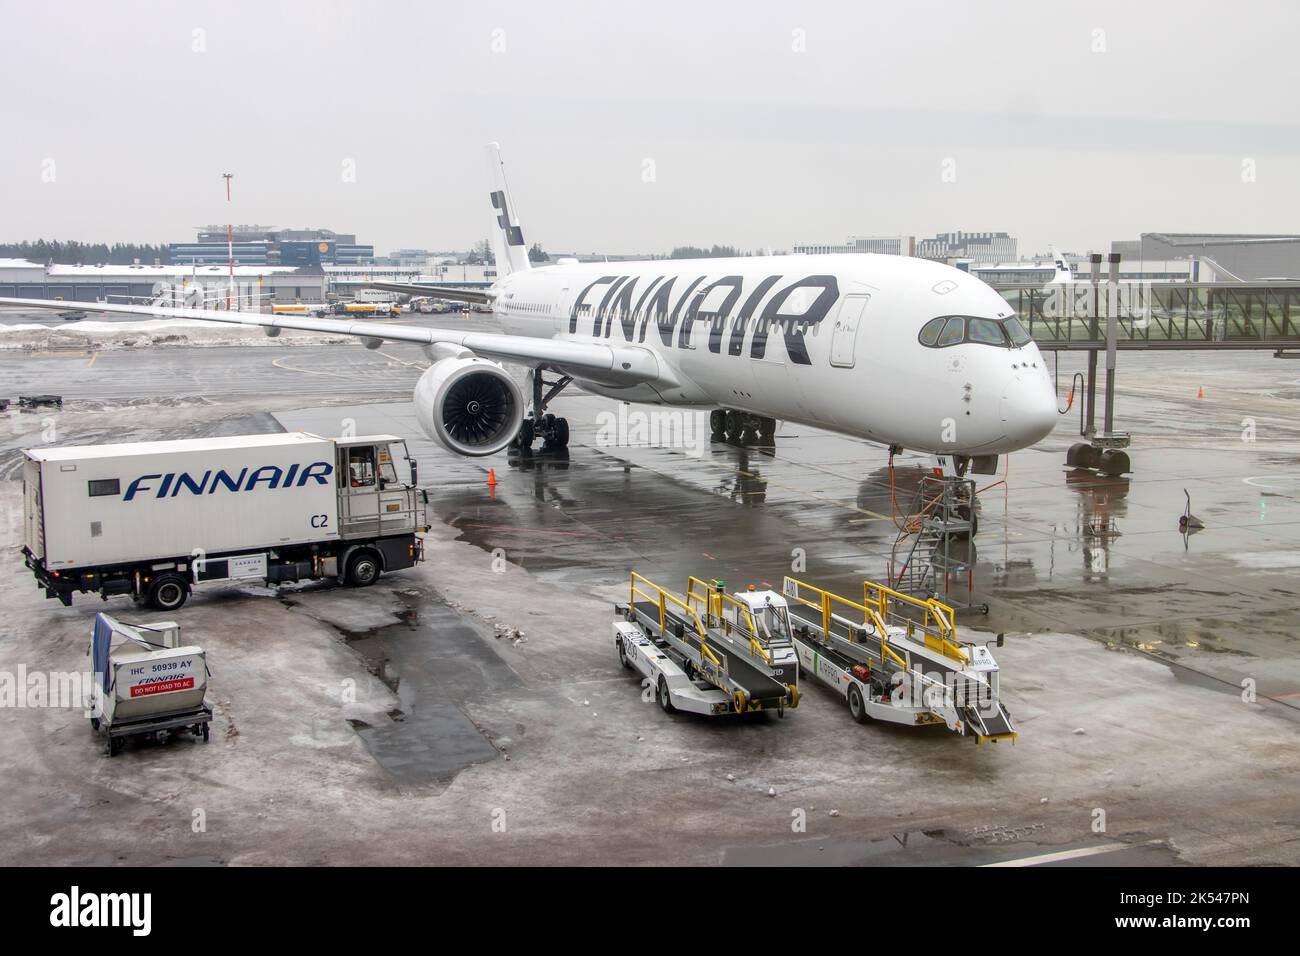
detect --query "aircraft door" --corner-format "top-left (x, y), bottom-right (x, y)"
top-left (554, 287), bottom-right (574, 332)
top-left (830, 294), bottom-right (870, 368)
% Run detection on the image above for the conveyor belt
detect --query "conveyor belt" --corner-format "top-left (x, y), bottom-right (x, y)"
top-left (632, 601), bottom-right (788, 703)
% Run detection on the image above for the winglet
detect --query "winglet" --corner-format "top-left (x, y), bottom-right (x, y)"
top-left (487, 142), bottom-right (531, 277)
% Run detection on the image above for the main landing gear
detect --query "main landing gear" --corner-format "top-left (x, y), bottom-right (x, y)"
top-left (710, 409), bottom-right (776, 445)
top-left (512, 368), bottom-right (573, 451)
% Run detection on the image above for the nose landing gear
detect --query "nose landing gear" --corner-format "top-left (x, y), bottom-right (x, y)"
top-left (710, 409), bottom-right (776, 445)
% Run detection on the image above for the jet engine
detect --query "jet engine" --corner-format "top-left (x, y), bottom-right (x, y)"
top-left (413, 356), bottom-right (524, 456)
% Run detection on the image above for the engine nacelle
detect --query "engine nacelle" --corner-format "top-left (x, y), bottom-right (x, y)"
top-left (413, 356), bottom-right (524, 456)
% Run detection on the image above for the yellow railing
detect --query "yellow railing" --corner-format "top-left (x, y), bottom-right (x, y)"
top-left (863, 580), bottom-right (967, 664)
top-left (782, 576), bottom-right (905, 667)
top-left (630, 572), bottom-right (722, 671)
top-left (685, 577), bottom-right (772, 664)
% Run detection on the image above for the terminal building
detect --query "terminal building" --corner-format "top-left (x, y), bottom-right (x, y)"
top-left (1113, 233), bottom-right (1300, 281)
top-left (170, 226), bottom-right (374, 268)
top-left (916, 231), bottom-right (1017, 263)
top-left (0, 259), bottom-right (326, 306)
top-left (791, 231), bottom-right (1016, 263)
top-left (793, 235), bottom-right (915, 256)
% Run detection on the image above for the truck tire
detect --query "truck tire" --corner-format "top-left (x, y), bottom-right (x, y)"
top-left (617, 639), bottom-right (631, 669)
top-left (346, 552), bottom-right (381, 588)
top-left (657, 677), bottom-right (675, 713)
top-left (848, 684), bottom-right (871, 724)
top-left (147, 573), bottom-right (189, 611)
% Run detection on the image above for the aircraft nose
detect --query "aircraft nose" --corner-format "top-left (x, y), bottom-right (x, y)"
top-left (1000, 372), bottom-right (1058, 448)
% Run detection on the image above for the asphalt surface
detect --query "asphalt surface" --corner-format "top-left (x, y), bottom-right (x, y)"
top-left (1, 315), bottom-right (1298, 865)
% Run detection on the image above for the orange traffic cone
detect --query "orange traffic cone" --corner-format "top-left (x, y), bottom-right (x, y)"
top-left (1197, 386), bottom-right (1205, 399)
top-left (487, 468), bottom-right (498, 488)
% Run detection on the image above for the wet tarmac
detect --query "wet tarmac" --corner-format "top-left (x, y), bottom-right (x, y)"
top-left (275, 358), bottom-right (1300, 721)
top-left (3, 326), bottom-right (1299, 865)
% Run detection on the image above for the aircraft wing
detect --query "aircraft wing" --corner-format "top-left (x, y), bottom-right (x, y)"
top-left (361, 281), bottom-right (493, 305)
top-left (0, 297), bottom-right (663, 384)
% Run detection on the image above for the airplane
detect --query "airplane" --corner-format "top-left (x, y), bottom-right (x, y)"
top-left (0, 143), bottom-right (1059, 475)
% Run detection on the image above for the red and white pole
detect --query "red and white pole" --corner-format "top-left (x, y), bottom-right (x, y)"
top-left (222, 173), bottom-right (234, 309)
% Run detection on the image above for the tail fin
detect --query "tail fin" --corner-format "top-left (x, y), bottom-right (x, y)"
top-left (1050, 247), bottom-right (1073, 283)
top-left (486, 142), bottom-right (531, 277)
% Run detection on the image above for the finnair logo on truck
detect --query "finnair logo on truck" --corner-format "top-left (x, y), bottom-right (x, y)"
top-left (122, 461), bottom-right (333, 501)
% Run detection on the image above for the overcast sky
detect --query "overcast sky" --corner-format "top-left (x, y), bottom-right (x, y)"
top-left (2, 0), bottom-right (1298, 257)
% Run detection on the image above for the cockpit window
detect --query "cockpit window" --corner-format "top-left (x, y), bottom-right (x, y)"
top-left (1004, 315), bottom-right (1032, 346)
top-left (918, 316), bottom-right (946, 347)
top-left (967, 317), bottom-right (1007, 346)
top-left (919, 314), bottom-right (1033, 350)
top-left (936, 316), bottom-right (965, 347)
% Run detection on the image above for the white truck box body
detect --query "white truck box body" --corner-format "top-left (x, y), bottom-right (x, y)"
top-left (26, 433), bottom-right (340, 569)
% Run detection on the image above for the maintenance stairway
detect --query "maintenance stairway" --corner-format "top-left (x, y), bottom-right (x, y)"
top-left (616, 573), bottom-right (800, 716)
top-left (888, 472), bottom-right (986, 612)
top-left (783, 576), bottom-right (1015, 743)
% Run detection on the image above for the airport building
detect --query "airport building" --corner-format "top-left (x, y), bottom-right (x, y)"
top-left (170, 226), bottom-right (374, 268)
top-left (916, 231), bottom-right (1017, 263)
top-left (792, 235), bottom-right (915, 256)
top-left (0, 259), bottom-right (327, 305)
top-left (1113, 233), bottom-right (1300, 281)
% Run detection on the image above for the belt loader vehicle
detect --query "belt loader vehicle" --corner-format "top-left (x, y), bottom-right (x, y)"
top-left (783, 576), bottom-right (1016, 744)
top-left (90, 612), bottom-right (211, 757)
top-left (22, 432), bottom-right (428, 612)
top-left (614, 573), bottom-right (800, 716)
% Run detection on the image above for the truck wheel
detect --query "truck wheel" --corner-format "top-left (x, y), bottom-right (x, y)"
top-left (848, 684), bottom-right (871, 724)
top-left (657, 677), bottom-right (675, 713)
top-left (346, 552), bottom-right (381, 587)
top-left (617, 639), bottom-right (631, 669)
top-left (147, 573), bottom-right (189, 611)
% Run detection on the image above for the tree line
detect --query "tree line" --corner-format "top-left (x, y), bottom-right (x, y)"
top-left (0, 240), bottom-right (170, 265)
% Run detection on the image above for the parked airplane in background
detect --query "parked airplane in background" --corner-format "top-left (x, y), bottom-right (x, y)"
top-left (0, 144), bottom-right (1059, 473)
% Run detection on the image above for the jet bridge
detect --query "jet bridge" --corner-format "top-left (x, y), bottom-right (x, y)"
top-left (614, 572), bottom-right (800, 716)
top-left (782, 576), bottom-right (1016, 744)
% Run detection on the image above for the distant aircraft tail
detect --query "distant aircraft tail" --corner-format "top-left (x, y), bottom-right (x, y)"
top-left (1050, 247), bottom-right (1073, 283)
top-left (486, 142), bottom-right (531, 277)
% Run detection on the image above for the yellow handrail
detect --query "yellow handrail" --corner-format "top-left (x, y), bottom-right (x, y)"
top-left (865, 580), bottom-right (967, 664)
top-left (685, 576), bottom-right (771, 664)
top-left (630, 572), bottom-right (722, 670)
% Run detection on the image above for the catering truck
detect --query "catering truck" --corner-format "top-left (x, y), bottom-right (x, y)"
top-left (22, 432), bottom-right (427, 611)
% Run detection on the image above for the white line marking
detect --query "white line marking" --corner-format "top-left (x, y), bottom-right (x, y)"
top-left (980, 841), bottom-right (1160, 867)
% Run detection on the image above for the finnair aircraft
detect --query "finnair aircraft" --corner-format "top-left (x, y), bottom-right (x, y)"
top-left (0, 145), bottom-right (1058, 471)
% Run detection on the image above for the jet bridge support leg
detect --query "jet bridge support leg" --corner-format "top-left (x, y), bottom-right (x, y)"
top-left (1065, 253), bottom-right (1131, 477)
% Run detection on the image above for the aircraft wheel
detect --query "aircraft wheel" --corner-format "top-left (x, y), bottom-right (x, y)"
top-left (1065, 442), bottom-right (1088, 468)
top-left (551, 417), bottom-right (570, 449)
top-left (723, 410), bottom-right (744, 443)
top-left (710, 409), bottom-right (726, 441)
top-left (516, 417), bottom-right (535, 449)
